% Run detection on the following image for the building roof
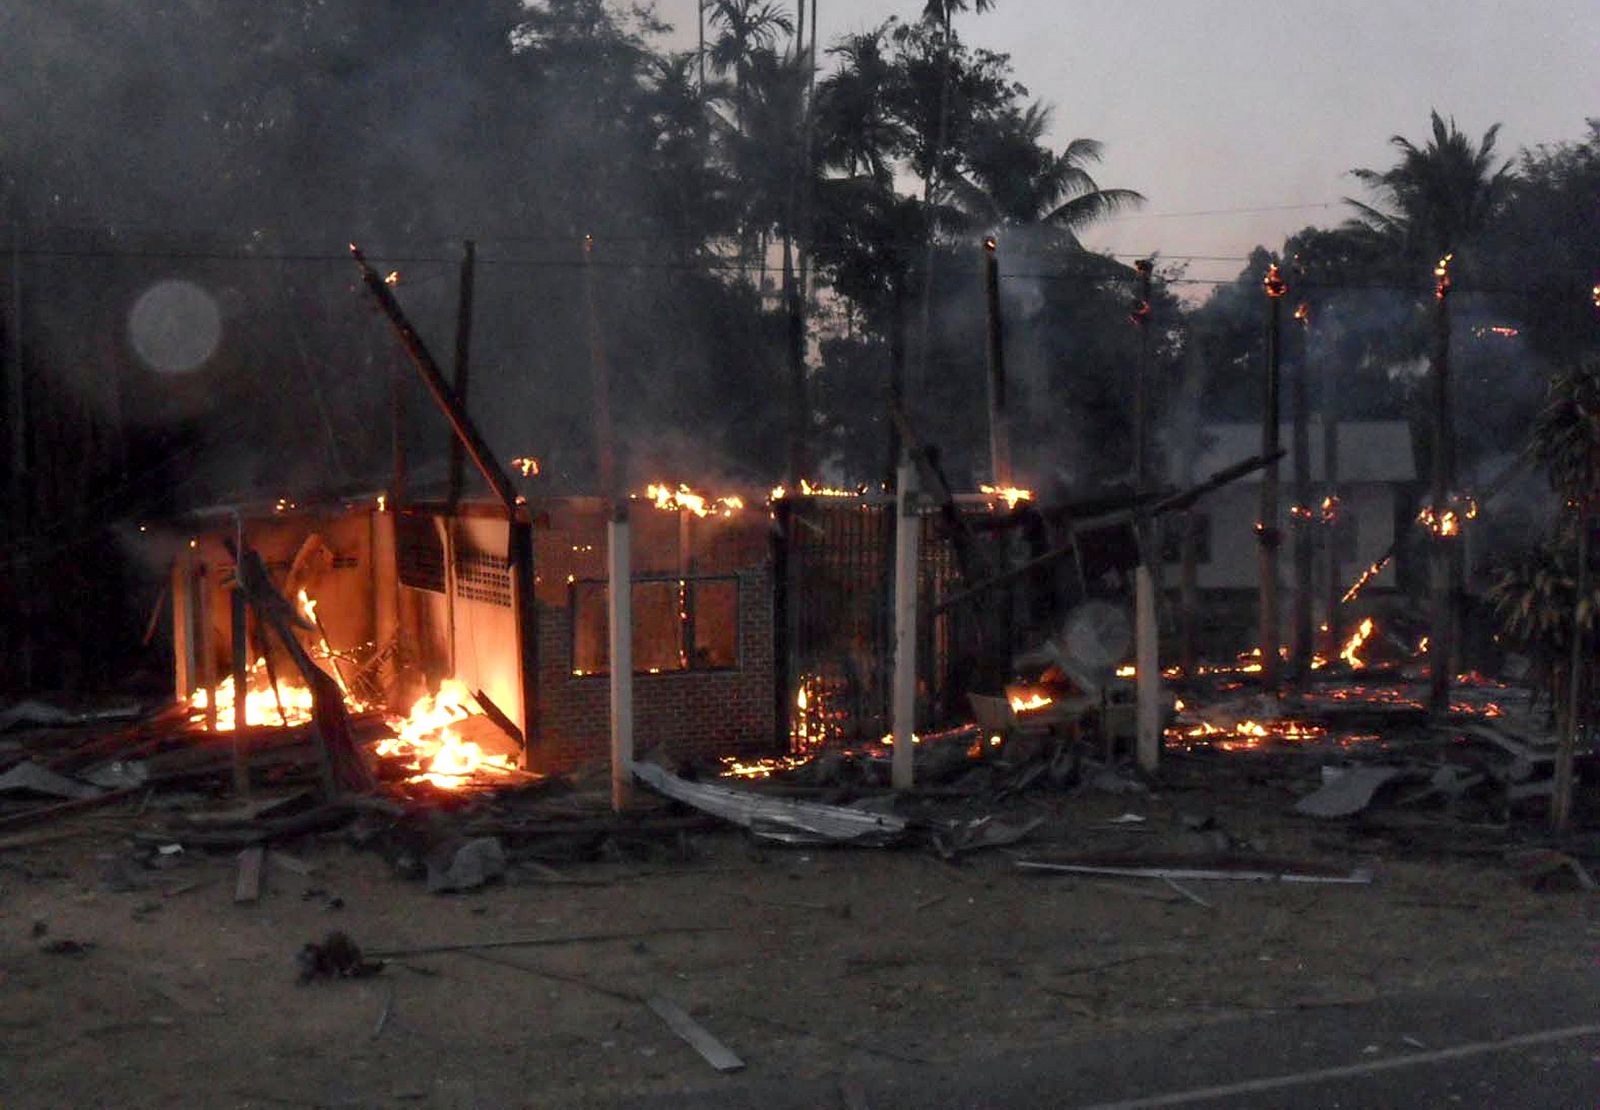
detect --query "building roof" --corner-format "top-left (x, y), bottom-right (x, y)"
top-left (1172, 420), bottom-right (1416, 485)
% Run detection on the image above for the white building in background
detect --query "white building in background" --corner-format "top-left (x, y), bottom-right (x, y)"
top-left (1169, 420), bottom-right (1416, 596)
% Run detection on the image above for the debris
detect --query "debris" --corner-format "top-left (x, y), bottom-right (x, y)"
top-left (0, 788), bottom-right (140, 833)
top-left (935, 814), bottom-right (1044, 856)
top-left (82, 761), bottom-right (149, 790)
top-left (40, 938), bottom-right (95, 957)
top-left (235, 846), bottom-right (265, 903)
top-left (0, 700), bottom-right (141, 732)
top-left (1293, 766), bottom-right (1403, 818)
top-left (373, 983), bottom-right (395, 1038)
top-left (296, 931), bottom-right (385, 983)
top-left (1162, 877), bottom-right (1213, 908)
top-left (1016, 859), bottom-right (1373, 884)
top-left (1108, 813), bottom-right (1147, 825)
top-left (1084, 766), bottom-right (1148, 795)
top-left (366, 926), bottom-right (732, 960)
top-left (632, 762), bottom-right (906, 846)
top-left (1505, 848), bottom-right (1597, 892)
top-left (646, 995), bottom-right (745, 1073)
top-left (0, 761), bottom-right (102, 800)
top-left (0, 827), bottom-right (88, 853)
top-left (426, 837), bottom-right (507, 893)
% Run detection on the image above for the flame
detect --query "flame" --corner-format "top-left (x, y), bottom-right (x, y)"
top-left (1114, 664), bottom-right (1136, 679)
top-left (1008, 691), bottom-right (1054, 713)
top-left (376, 493), bottom-right (388, 513)
top-left (373, 678), bottom-right (517, 788)
top-left (384, 270), bottom-right (401, 286)
top-left (1294, 302), bottom-right (1310, 323)
top-left (512, 456), bottom-right (541, 477)
top-left (771, 480), bottom-right (860, 500)
top-left (1263, 263), bottom-right (1287, 299)
top-left (644, 483), bottom-right (744, 518)
top-left (790, 672), bottom-right (841, 753)
top-left (980, 485), bottom-right (1033, 509)
top-left (1340, 617), bottom-right (1375, 669)
top-left (189, 661), bottom-right (323, 730)
top-left (720, 755), bottom-right (809, 779)
top-left (1433, 253), bottom-right (1453, 300)
top-left (274, 497), bottom-right (296, 513)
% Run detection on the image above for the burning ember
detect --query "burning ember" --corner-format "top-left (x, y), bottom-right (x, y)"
top-left (372, 679), bottom-right (517, 789)
top-left (1340, 617), bottom-right (1376, 669)
top-left (1473, 325), bottom-right (1520, 339)
top-left (643, 483), bottom-right (744, 518)
top-left (1263, 262), bottom-right (1288, 299)
top-left (511, 456), bottom-right (541, 477)
top-left (770, 480), bottom-right (860, 499)
top-left (1294, 302), bottom-right (1311, 324)
top-left (1341, 556), bottom-right (1392, 604)
top-left (1433, 253), bottom-right (1453, 300)
top-left (790, 673), bottom-right (843, 754)
top-left (719, 754), bottom-right (809, 779)
top-left (1418, 497), bottom-right (1477, 538)
top-left (980, 485), bottom-right (1033, 509)
top-left (384, 270), bottom-right (401, 286)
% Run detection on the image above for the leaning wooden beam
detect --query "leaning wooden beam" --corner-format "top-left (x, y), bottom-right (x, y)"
top-left (232, 544), bottom-right (375, 796)
top-left (933, 450), bottom-right (1286, 616)
top-left (350, 244), bottom-right (518, 517)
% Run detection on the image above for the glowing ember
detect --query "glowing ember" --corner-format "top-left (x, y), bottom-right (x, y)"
top-left (1340, 617), bottom-right (1376, 669)
top-left (1433, 253), bottom-right (1453, 300)
top-left (719, 755), bottom-right (809, 779)
top-left (384, 270), bottom-right (401, 286)
top-left (1341, 556), bottom-right (1392, 604)
top-left (790, 672), bottom-right (842, 754)
top-left (1114, 664), bottom-right (1137, 679)
top-left (1263, 262), bottom-right (1288, 299)
top-left (511, 456), bottom-right (541, 477)
top-left (770, 480), bottom-right (860, 500)
top-left (980, 484), bottom-right (1033, 509)
top-left (1294, 302), bottom-right (1310, 323)
top-left (643, 483), bottom-right (744, 518)
top-left (376, 493), bottom-right (388, 513)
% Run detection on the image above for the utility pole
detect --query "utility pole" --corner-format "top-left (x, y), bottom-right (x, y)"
top-left (1291, 300), bottom-right (1314, 686)
top-left (1131, 258), bottom-right (1160, 772)
top-left (1322, 303), bottom-right (1342, 663)
top-left (983, 236), bottom-right (1013, 486)
top-left (1259, 263), bottom-right (1287, 691)
top-left (1427, 253), bottom-right (1455, 715)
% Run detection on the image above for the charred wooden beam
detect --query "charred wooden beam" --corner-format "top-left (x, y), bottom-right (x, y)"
top-left (351, 245), bottom-right (517, 517)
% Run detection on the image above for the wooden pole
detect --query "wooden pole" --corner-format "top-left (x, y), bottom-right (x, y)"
top-left (608, 513), bottom-right (634, 811)
top-left (1551, 507), bottom-right (1589, 831)
top-left (230, 587), bottom-right (251, 796)
top-left (983, 237), bottom-right (1013, 487)
top-left (195, 565), bottom-right (217, 733)
top-left (1291, 302), bottom-right (1314, 685)
top-left (1322, 310), bottom-right (1342, 662)
top-left (891, 456), bottom-right (919, 790)
top-left (1428, 254), bottom-right (1455, 714)
top-left (446, 239), bottom-right (476, 509)
top-left (172, 547), bottom-right (195, 701)
top-left (1131, 258), bottom-right (1160, 769)
top-left (1259, 264), bottom-right (1286, 690)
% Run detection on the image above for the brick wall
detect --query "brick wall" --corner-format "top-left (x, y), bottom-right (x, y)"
top-left (530, 566), bottom-right (776, 772)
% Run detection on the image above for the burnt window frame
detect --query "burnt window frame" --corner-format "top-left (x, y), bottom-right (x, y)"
top-left (568, 574), bottom-right (742, 677)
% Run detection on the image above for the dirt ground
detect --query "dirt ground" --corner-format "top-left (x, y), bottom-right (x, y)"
top-left (2, 764), bottom-right (1596, 1110)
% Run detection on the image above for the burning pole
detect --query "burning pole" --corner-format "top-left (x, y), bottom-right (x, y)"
top-left (1259, 263), bottom-right (1288, 690)
top-left (1130, 258), bottom-right (1160, 771)
top-left (1291, 299), bottom-right (1315, 686)
top-left (583, 235), bottom-right (633, 811)
top-left (1322, 304), bottom-right (1343, 661)
top-left (983, 236), bottom-right (1013, 487)
top-left (1427, 253), bottom-right (1455, 714)
top-left (446, 240), bottom-right (476, 510)
top-left (891, 454), bottom-right (919, 790)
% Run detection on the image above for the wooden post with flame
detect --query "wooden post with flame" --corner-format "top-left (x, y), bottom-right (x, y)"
top-left (1259, 263), bottom-right (1287, 691)
top-left (984, 236), bottom-right (1013, 487)
top-left (1291, 299), bottom-right (1315, 686)
top-left (1427, 253), bottom-right (1455, 714)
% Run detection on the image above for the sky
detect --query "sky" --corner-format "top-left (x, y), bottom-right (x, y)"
top-left (658, 0), bottom-right (1600, 288)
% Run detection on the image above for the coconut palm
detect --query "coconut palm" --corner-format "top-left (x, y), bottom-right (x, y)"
top-left (1345, 111), bottom-right (1513, 268)
top-left (948, 102), bottom-right (1144, 246)
top-left (706, 0), bottom-right (794, 86)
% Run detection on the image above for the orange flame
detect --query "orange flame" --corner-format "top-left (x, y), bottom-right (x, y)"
top-left (1340, 617), bottom-right (1376, 669)
top-left (1008, 691), bottom-right (1054, 713)
top-left (1433, 253), bottom-right (1453, 300)
top-left (512, 456), bottom-right (541, 477)
top-left (1263, 263), bottom-right (1287, 299)
top-left (644, 483), bottom-right (744, 518)
top-left (980, 485), bottom-right (1033, 509)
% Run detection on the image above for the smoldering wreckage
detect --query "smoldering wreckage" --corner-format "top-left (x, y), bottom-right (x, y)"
top-left (3, 248), bottom-right (1595, 1088)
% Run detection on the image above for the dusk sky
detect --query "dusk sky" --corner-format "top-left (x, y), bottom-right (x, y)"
top-left (662, 0), bottom-right (1599, 288)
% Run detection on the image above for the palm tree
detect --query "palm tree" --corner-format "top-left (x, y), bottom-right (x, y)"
top-left (948, 102), bottom-right (1144, 245)
top-left (815, 26), bottom-right (907, 190)
top-left (706, 0), bottom-right (794, 88)
top-left (1345, 111), bottom-right (1513, 268)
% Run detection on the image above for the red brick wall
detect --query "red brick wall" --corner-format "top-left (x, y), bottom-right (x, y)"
top-left (530, 566), bottom-right (776, 772)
